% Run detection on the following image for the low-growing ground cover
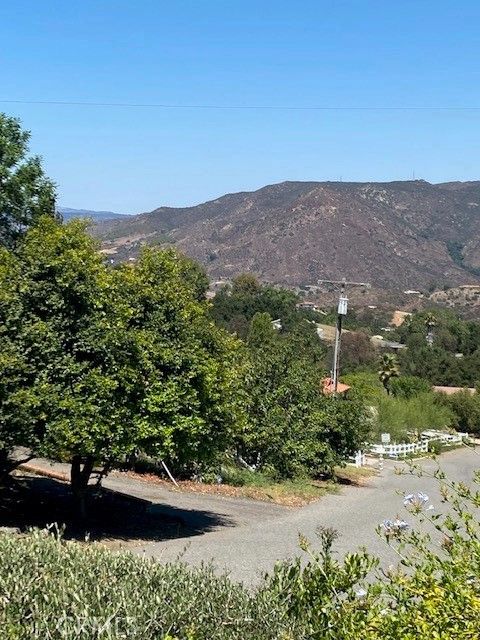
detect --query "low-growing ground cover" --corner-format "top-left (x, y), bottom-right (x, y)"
top-left (1, 460), bottom-right (479, 640)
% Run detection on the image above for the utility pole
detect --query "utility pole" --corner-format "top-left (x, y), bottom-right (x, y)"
top-left (317, 278), bottom-right (370, 393)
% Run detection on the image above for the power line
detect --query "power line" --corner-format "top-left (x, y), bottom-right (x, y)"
top-left (1, 99), bottom-right (480, 111)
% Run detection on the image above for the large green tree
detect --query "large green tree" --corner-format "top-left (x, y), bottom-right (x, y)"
top-left (0, 217), bottom-right (244, 516)
top-left (0, 113), bottom-right (57, 248)
top-left (238, 313), bottom-right (369, 478)
top-left (211, 274), bottom-right (304, 337)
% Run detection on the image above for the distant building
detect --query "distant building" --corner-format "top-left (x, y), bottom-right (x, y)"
top-left (296, 301), bottom-right (324, 313)
top-left (321, 377), bottom-right (351, 395)
top-left (403, 290), bottom-right (421, 295)
top-left (432, 386), bottom-right (476, 396)
top-left (371, 335), bottom-right (407, 351)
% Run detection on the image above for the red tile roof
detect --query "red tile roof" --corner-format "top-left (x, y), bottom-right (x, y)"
top-left (322, 377), bottom-right (351, 395)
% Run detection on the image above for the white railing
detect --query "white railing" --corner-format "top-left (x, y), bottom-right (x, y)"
top-left (348, 432), bottom-right (469, 466)
top-left (420, 430), bottom-right (468, 444)
top-left (349, 450), bottom-right (367, 467)
top-left (370, 441), bottom-right (428, 458)
top-left (369, 430), bottom-right (469, 459)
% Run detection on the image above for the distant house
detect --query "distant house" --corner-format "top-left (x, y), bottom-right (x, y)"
top-left (370, 336), bottom-right (407, 351)
top-left (321, 377), bottom-right (351, 395)
top-left (432, 386), bottom-right (476, 396)
top-left (296, 301), bottom-right (324, 313)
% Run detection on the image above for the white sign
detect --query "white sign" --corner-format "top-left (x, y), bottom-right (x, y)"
top-left (338, 296), bottom-right (348, 315)
top-left (381, 433), bottom-right (391, 444)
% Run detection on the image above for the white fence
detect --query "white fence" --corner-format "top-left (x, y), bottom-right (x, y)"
top-left (370, 441), bottom-right (428, 458)
top-left (352, 430), bottom-right (469, 465)
top-left (421, 430), bottom-right (468, 444)
top-left (349, 450), bottom-right (367, 467)
top-left (369, 430), bottom-right (468, 460)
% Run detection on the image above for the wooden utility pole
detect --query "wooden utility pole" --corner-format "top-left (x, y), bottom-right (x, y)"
top-left (317, 278), bottom-right (370, 393)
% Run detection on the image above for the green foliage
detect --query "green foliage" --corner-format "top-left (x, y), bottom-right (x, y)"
top-left (0, 113), bottom-right (57, 248)
top-left (0, 218), bottom-right (245, 508)
top-left (321, 305), bottom-right (391, 334)
top-left (211, 274), bottom-right (305, 337)
top-left (398, 309), bottom-right (480, 386)
top-left (389, 375), bottom-right (431, 399)
top-left (341, 372), bottom-right (453, 442)
top-left (0, 528), bottom-right (296, 640)
top-left (374, 392), bottom-right (454, 441)
top-left (378, 353), bottom-right (400, 393)
top-left (239, 313), bottom-right (370, 478)
top-left (338, 331), bottom-right (377, 373)
top-left (341, 372), bottom-right (385, 403)
top-left (436, 390), bottom-right (480, 435)
top-left (114, 248), bottom-right (245, 472)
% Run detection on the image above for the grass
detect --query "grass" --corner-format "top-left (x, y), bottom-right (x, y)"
top-left (121, 464), bottom-right (376, 507)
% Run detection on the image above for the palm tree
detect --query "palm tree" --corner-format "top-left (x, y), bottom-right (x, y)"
top-left (378, 353), bottom-right (400, 394)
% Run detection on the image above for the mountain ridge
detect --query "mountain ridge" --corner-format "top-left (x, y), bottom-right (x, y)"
top-left (93, 180), bottom-right (480, 291)
top-left (59, 207), bottom-right (128, 222)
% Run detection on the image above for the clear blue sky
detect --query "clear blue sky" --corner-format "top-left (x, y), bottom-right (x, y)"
top-left (1, 1), bottom-right (480, 213)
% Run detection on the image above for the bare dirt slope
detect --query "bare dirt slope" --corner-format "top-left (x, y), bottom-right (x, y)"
top-left (94, 180), bottom-right (480, 290)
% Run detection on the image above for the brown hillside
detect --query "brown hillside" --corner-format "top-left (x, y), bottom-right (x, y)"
top-left (94, 180), bottom-right (480, 290)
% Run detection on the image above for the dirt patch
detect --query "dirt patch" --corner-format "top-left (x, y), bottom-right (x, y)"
top-left (114, 470), bottom-right (364, 507)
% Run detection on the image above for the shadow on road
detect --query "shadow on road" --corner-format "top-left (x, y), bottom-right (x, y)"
top-left (0, 475), bottom-right (235, 542)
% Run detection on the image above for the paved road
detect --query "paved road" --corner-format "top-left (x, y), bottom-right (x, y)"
top-left (130, 447), bottom-right (479, 584)
top-left (23, 448), bottom-right (480, 585)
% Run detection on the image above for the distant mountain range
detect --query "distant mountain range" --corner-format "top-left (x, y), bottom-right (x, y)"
top-left (92, 180), bottom-right (480, 291)
top-left (59, 207), bottom-right (128, 222)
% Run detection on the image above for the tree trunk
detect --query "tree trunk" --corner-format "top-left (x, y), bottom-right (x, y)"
top-left (0, 449), bottom-right (34, 486)
top-left (70, 455), bottom-right (94, 520)
top-left (0, 449), bottom-right (11, 486)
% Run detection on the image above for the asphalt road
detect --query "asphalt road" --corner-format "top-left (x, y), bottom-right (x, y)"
top-left (128, 447), bottom-right (479, 584)
top-left (22, 447), bottom-right (479, 585)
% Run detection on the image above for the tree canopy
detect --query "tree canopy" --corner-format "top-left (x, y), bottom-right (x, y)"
top-left (238, 312), bottom-right (370, 478)
top-left (0, 113), bottom-right (57, 248)
top-left (0, 217), bottom-right (244, 514)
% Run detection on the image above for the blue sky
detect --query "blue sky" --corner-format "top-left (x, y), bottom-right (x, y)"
top-left (1, 1), bottom-right (480, 212)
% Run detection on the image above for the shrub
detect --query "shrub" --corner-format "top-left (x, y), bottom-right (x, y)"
top-left (437, 390), bottom-right (480, 435)
top-left (389, 375), bottom-right (431, 399)
top-left (374, 392), bottom-right (455, 441)
top-left (341, 372), bottom-right (385, 403)
top-left (0, 528), bottom-right (297, 640)
top-left (1, 463), bottom-right (479, 639)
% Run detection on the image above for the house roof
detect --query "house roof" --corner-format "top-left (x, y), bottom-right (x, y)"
top-left (321, 377), bottom-right (351, 395)
top-left (432, 386), bottom-right (476, 396)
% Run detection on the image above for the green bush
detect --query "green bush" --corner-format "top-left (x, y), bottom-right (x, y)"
top-left (0, 528), bottom-right (296, 640)
top-left (341, 372), bottom-right (385, 403)
top-left (374, 392), bottom-right (455, 442)
top-left (436, 390), bottom-right (480, 435)
top-left (239, 314), bottom-right (370, 478)
top-left (389, 375), bottom-right (431, 399)
top-left (1, 464), bottom-right (479, 639)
